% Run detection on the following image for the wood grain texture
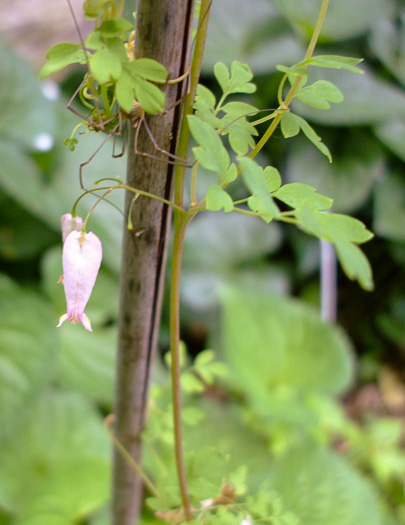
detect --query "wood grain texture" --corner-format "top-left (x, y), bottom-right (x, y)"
top-left (112, 1), bottom-right (195, 523)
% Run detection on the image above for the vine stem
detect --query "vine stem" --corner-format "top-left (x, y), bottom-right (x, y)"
top-left (169, 215), bottom-right (192, 520)
top-left (168, 0), bottom-right (211, 519)
top-left (249, 0), bottom-right (329, 160)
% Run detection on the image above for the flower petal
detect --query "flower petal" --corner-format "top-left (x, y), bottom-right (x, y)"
top-left (61, 213), bottom-right (83, 243)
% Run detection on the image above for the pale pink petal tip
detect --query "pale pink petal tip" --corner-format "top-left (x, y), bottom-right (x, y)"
top-left (61, 213), bottom-right (83, 243)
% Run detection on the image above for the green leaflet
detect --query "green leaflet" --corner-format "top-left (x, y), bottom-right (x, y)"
top-left (273, 183), bottom-right (333, 211)
top-left (300, 54), bottom-right (364, 74)
top-left (238, 157), bottom-right (280, 222)
top-left (90, 47), bottom-right (122, 84)
top-left (280, 113), bottom-right (332, 162)
top-left (295, 207), bottom-right (374, 290)
top-left (188, 115), bottom-right (230, 176)
top-left (39, 43), bottom-right (87, 79)
top-left (214, 61), bottom-right (256, 96)
top-left (295, 80), bottom-right (344, 110)
top-left (206, 184), bottom-right (234, 212)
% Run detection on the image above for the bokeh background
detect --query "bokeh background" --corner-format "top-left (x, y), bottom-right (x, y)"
top-left (0, 0), bottom-right (405, 523)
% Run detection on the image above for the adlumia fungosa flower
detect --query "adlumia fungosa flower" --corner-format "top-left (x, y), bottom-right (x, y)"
top-left (57, 229), bottom-right (102, 332)
top-left (61, 213), bottom-right (83, 242)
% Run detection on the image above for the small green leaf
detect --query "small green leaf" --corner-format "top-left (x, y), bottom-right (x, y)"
top-left (128, 58), bottom-right (168, 82)
top-left (219, 163), bottom-right (238, 185)
top-left (274, 183), bottom-right (333, 211)
top-left (115, 70), bottom-right (135, 113)
top-left (335, 240), bottom-right (374, 291)
top-left (98, 17), bottom-right (134, 38)
top-left (188, 115), bottom-right (230, 175)
top-left (301, 55), bottom-right (364, 74)
top-left (219, 102), bottom-right (259, 155)
top-left (280, 112), bottom-right (300, 138)
top-left (90, 47), bottom-right (122, 84)
top-left (276, 64), bottom-right (308, 77)
top-left (39, 43), bottom-right (87, 79)
top-left (284, 114), bottom-right (332, 162)
top-left (85, 31), bottom-right (104, 50)
top-left (194, 84), bottom-right (216, 112)
top-left (132, 76), bottom-right (165, 114)
top-left (295, 80), bottom-right (344, 109)
top-left (264, 166), bottom-right (282, 192)
top-left (206, 184), bottom-right (234, 212)
top-left (238, 157), bottom-right (280, 222)
top-left (181, 372), bottom-right (205, 393)
top-left (214, 61), bottom-right (256, 96)
top-left (195, 350), bottom-right (214, 367)
top-left (294, 208), bottom-right (374, 289)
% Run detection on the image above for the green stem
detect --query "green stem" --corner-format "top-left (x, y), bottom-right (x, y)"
top-left (169, 214), bottom-right (192, 521)
top-left (249, 0), bottom-right (329, 160)
top-left (169, 0), bottom-right (212, 519)
top-left (190, 161), bottom-right (199, 205)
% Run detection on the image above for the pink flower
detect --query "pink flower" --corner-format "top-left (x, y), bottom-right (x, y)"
top-left (61, 213), bottom-right (83, 242)
top-left (57, 230), bottom-right (102, 332)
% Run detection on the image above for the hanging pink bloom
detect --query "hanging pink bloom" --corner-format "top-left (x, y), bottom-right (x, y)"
top-left (57, 230), bottom-right (102, 332)
top-left (58, 214), bottom-right (84, 285)
top-left (61, 213), bottom-right (83, 242)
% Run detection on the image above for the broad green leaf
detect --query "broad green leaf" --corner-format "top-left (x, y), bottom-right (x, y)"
top-left (268, 445), bottom-right (383, 525)
top-left (375, 119), bottom-right (405, 162)
top-left (0, 275), bottom-right (56, 437)
top-left (301, 55), bottom-right (363, 74)
top-left (132, 75), bottom-right (165, 114)
top-left (128, 58), bottom-right (168, 83)
top-left (274, 0), bottom-right (389, 41)
top-left (214, 61), bottom-right (256, 96)
top-left (295, 80), bottom-right (344, 110)
top-left (373, 173), bottom-right (405, 242)
top-left (221, 287), bottom-right (354, 401)
top-left (0, 197), bottom-right (58, 260)
top-left (98, 17), bottom-right (134, 38)
top-left (39, 43), bottom-right (87, 79)
top-left (0, 390), bottom-right (110, 519)
top-left (188, 115), bottom-right (230, 175)
top-left (370, 13), bottom-right (405, 87)
top-left (264, 166), bottom-right (282, 192)
top-left (90, 47), bottom-right (122, 84)
top-left (274, 183), bottom-right (333, 211)
top-left (1, 39), bottom-right (55, 149)
top-left (206, 184), bottom-right (234, 212)
top-left (59, 328), bottom-right (116, 405)
top-left (238, 157), bottom-right (280, 222)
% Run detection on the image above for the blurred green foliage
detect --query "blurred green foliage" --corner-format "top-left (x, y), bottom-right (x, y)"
top-left (0, 0), bottom-right (405, 523)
